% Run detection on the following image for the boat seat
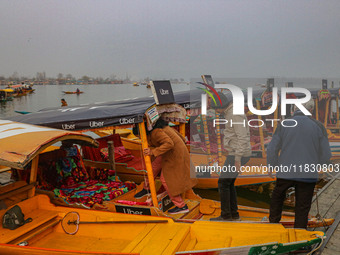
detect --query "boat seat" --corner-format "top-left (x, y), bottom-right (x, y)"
top-left (122, 223), bottom-right (190, 255)
top-left (0, 209), bottom-right (60, 244)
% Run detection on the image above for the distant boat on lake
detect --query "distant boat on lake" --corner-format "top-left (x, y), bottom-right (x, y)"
top-left (62, 90), bottom-right (84, 94)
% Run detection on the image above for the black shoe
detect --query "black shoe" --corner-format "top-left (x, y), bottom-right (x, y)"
top-left (210, 216), bottom-right (233, 221)
top-left (168, 205), bottom-right (189, 214)
top-left (134, 189), bottom-right (148, 199)
top-left (232, 214), bottom-right (240, 221)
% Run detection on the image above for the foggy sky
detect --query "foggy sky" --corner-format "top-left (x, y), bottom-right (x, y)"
top-left (1, 0), bottom-right (340, 80)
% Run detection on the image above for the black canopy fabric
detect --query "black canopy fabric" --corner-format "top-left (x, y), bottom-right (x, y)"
top-left (9, 98), bottom-right (153, 130)
top-left (8, 90), bottom-right (201, 131)
top-left (7, 87), bottom-right (334, 131)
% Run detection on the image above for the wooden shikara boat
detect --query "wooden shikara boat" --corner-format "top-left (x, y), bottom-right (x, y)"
top-left (62, 91), bottom-right (84, 94)
top-left (0, 89), bottom-right (14, 102)
top-left (5, 98), bottom-right (334, 227)
top-left (22, 88), bottom-right (35, 94)
top-left (310, 86), bottom-right (340, 161)
top-left (310, 86), bottom-right (339, 133)
top-left (0, 119), bottom-right (98, 207)
top-left (288, 84), bottom-right (340, 161)
top-left (198, 80), bottom-right (340, 164)
top-left (7, 84), bottom-right (32, 97)
top-left (90, 128), bottom-right (274, 188)
top-left (0, 121), bottom-right (326, 254)
top-left (9, 88), bottom-right (273, 189)
top-left (0, 195), bottom-right (325, 255)
top-left (14, 110), bottom-right (31, 115)
top-left (87, 84), bottom-right (274, 188)
top-left (0, 120), bottom-right (270, 224)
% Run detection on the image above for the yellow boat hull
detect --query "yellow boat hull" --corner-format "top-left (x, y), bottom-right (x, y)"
top-left (0, 195), bottom-right (324, 255)
top-left (35, 185), bottom-right (333, 228)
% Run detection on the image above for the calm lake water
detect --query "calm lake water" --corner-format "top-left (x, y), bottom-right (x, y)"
top-left (0, 83), bottom-right (190, 118)
top-left (2, 77), bottom-right (340, 118)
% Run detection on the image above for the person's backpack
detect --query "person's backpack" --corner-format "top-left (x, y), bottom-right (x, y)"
top-left (2, 205), bottom-right (32, 230)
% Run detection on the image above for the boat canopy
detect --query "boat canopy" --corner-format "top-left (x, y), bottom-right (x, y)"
top-left (0, 89), bottom-right (14, 93)
top-left (0, 120), bottom-right (98, 169)
top-left (8, 90), bottom-right (201, 130)
top-left (7, 84), bottom-right (23, 89)
top-left (7, 87), bottom-right (323, 131)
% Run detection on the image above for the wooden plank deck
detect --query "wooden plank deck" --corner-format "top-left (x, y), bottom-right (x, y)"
top-left (310, 173), bottom-right (340, 254)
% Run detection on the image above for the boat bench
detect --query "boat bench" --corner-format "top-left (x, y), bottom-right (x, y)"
top-left (0, 209), bottom-right (60, 244)
top-left (122, 223), bottom-right (191, 255)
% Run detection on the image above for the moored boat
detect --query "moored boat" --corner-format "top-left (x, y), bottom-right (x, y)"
top-left (14, 110), bottom-right (31, 115)
top-left (62, 91), bottom-right (84, 94)
top-left (113, 132), bottom-right (275, 188)
top-left (6, 84), bottom-right (28, 97)
top-left (0, 89), bottom-right (14, 102)
top-left (84, 132), bottom-right (273, 188)
top-left (8, 83), bottom-right (34, 94)
top-left (5, 90), bottom-right (334, 227)
top-left (0, 119), bottom-right (277, 224)
top-left (0, 120), bottom-right (326, 254)
top-left (0, 194), bottom-right (325, 255)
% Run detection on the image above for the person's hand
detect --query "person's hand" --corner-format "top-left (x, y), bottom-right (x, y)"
top-left (143, 148), bottom-right (152, 156)
top-left (235, 160), bottom-right (241, 173)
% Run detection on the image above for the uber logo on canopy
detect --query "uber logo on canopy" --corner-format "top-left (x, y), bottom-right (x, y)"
top-left (89, 121), bottom-right (104, 128)
top-left (62, 124), bottom-right (76, 130)
top-left (119, 118), bottom-right (135, 124)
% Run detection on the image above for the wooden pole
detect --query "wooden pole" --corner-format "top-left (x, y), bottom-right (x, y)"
top-left (179, 123), bottom-right (186, 139)
top-left (273, 104), bottom-right (278, 133)
top-left (315, 98), bottom-right (319, 121)
top-left (138, 122), bottom-right (158, 207)
top-left (336, 96), bottom-right (339, 128)
top-left (256, 101), bottom-right (266, 158)
top-left (201, 114), bottom-right (212, 165)
top-left (215, 113), bottom-right (222, 165)
top-left (107, 141), bottom-right (118, 181)
top-left (28, 155), bottom-right (39, 198)
top-left (324, 99), bottom-right (330, 127)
